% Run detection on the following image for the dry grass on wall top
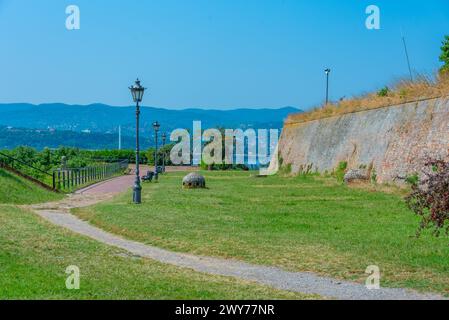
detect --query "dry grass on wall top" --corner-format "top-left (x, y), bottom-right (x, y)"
top-left (287, 71), bottom-right (449, 125)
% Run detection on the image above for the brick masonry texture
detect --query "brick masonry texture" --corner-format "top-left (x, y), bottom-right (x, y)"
top-left (278, 97), bottom-right (449, 183)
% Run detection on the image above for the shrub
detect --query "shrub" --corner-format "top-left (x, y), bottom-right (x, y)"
top-left (377, 86), bottom-right (389, 97)
top-left (334, 161), bottom-right (348, 183)
top-left (405, 173), bottom-right (419, 186)
top-left (405, 159), bottom-right (449, 237)
top-left (279, 163), bottom-right (292, 176)
top-left (371, 168), bottom-right (377, 184)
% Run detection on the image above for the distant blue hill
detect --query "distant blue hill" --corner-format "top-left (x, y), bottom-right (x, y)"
top-left (0, 103), bottom-right (301, 137)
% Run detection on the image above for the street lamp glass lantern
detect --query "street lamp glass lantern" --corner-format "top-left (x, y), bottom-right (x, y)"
top-left (129, 79), bottom-right (146, 103)
top-left (153, 121), bottom-right (160, 132)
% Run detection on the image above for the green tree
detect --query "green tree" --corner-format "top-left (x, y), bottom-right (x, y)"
top-left (145, 147), bottom-right (156, 165)
top-left (38, 147), bottom-right (52, 170)
top-left (440, 35), bottom-right (449, 72)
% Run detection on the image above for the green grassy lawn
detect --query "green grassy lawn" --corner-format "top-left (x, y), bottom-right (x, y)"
top-left (0, 206), bottom-right (316, 299)
top-left (0, 169), bottom-right (316, 299)
top-left (75, 171), bottom-right (449, 295)
top-left (0, 168), bottom-right (63, 204)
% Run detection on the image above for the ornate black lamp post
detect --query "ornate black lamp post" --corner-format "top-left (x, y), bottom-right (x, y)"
top-left (153, 121), bottom-right (160, 181)
top-left (162, 132), bottom-right (167, 173)
top-left (324, 68), bottom-right (331, 105)
top-left (129, 79), bottom-right (146, 204)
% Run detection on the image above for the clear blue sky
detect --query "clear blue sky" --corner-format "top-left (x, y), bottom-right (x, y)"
top-left (0, 0), bottom-right (448, 110)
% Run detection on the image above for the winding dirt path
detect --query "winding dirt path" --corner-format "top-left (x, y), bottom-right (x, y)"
top-left (29, 173), bottom-right (446, 300)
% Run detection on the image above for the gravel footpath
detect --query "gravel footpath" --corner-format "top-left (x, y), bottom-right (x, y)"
top-left (35, 209), bottom-right (445, 300)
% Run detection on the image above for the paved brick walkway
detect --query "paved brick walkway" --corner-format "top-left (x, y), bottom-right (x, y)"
top-left (76, 175), bottom-right (135, 195)
top-left (77, 166), bottom-right (198, 195)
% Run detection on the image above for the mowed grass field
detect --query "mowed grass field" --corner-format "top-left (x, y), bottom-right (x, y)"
top-left (0, 168), bottom-right (63, 204)
top-left (75, 171), bottom-right (449, 295)
top-left (0, 169), bottom-right (316, 299)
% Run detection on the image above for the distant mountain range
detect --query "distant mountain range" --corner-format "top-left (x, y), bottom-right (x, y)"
top-left (0, 103), bottom-right (301, 150)
top-left (0, 103), bottom-right (299, 133)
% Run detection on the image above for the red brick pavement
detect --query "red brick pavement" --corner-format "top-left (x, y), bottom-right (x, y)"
top-left (77, 166), bottom-right (198, 195)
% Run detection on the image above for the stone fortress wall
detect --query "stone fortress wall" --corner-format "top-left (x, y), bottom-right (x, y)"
top-left (278, 97), bottom-right (449, 183)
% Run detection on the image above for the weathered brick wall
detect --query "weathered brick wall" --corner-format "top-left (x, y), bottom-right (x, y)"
top-left (279, 97), bottom-right (449, 183)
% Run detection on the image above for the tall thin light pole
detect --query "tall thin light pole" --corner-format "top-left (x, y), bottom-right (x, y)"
top-left (162, 133), bottom-right (166, 173)
top-left (154, 130), bottom-right (158, 180)
top-left (134, 102), bottom-right (141, 202)
top-left (325, 68), bottom-right (331, 105)
top-left (401, 29), bottom-right (413, 81)
top-left (153, 121), bottom-right (160, 181)
top-left (129, 79), bottom-right (146, 204)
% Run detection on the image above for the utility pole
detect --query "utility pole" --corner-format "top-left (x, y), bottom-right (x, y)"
top-left (401, 28), bottom-right (413, 81)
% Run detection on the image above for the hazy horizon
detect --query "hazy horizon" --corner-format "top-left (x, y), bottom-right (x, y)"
top-left (0, 102), bottom-right (301, 112)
